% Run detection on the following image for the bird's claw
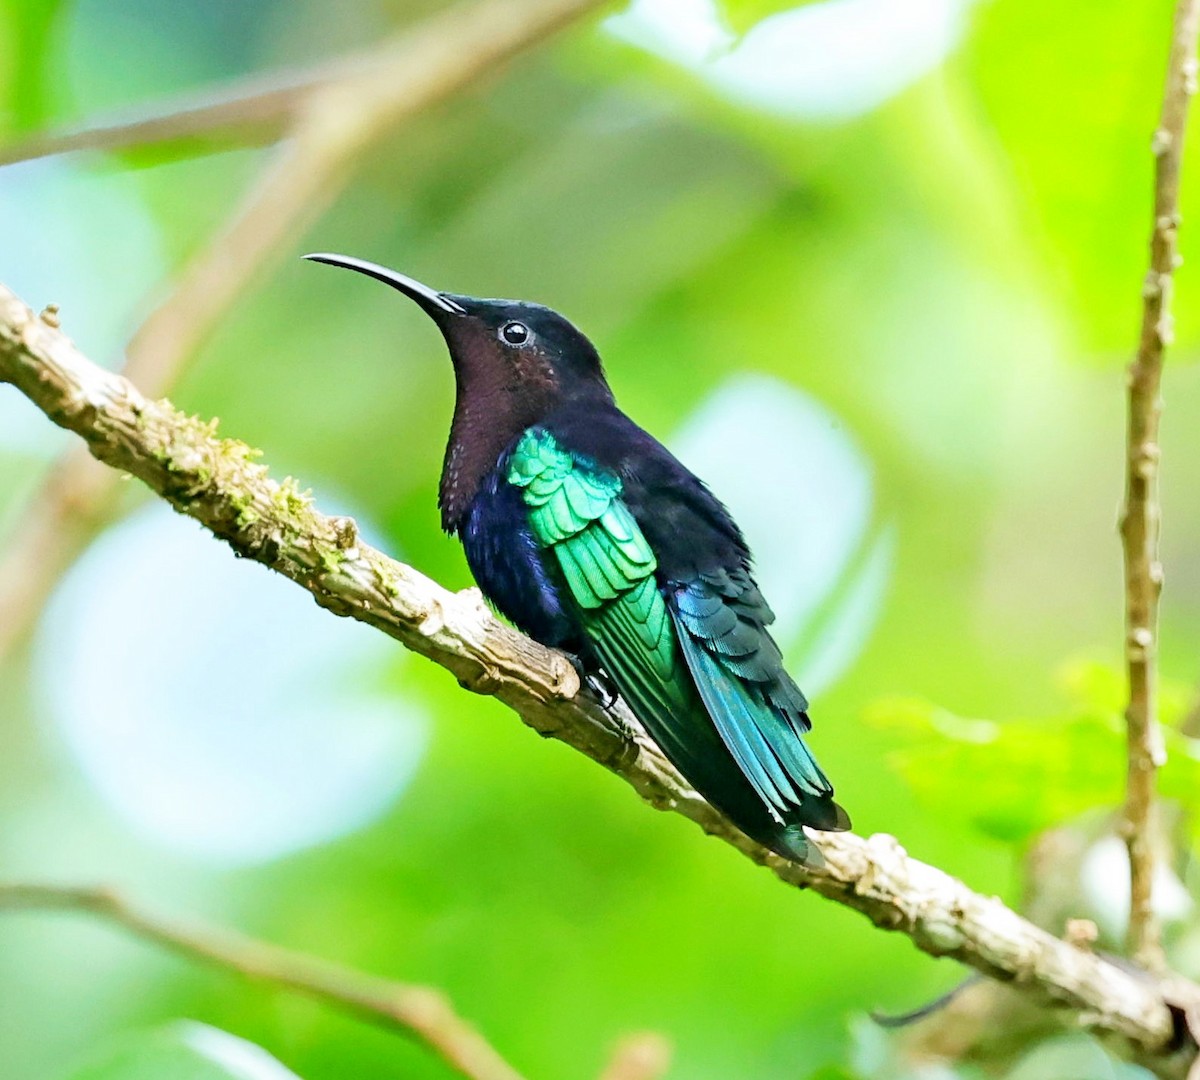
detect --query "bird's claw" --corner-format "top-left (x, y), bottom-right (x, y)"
top-left (566, 653), bottom-right (619, 708)
top-left (586, 670), bottom-right (620, 709)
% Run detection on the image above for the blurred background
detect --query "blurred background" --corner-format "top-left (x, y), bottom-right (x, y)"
top-left (1, 0), bottom-right (1199, 1077)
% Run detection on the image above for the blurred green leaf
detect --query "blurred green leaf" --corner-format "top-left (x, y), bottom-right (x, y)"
top-left (869, 661), bottom-right (1199, 843)
top-left (805, 1066), bottom-right (865, 1080)
top-left (0, 0), bottom-right (67, 134)
top-left (958, 0), bottom-right (1194, 358)
top-left (61, 1022), bottom-right (304, 1080)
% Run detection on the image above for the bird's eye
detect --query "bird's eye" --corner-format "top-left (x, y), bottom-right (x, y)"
top-left (500, 321), bottom-right (530, 346)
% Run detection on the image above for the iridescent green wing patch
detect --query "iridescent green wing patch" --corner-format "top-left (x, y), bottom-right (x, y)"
top-left (507, 428), bottom-right (672, 677)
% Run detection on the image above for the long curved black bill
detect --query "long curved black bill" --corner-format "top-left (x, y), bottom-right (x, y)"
top-left (303, 253), bottom-right (465, 317)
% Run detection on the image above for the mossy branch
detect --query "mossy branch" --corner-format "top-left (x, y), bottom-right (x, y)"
top-left (3, 283), bottom-right (1200, 1077)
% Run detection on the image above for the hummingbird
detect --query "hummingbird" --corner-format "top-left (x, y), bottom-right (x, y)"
top-left (305, 253), bottom-right (850, 864)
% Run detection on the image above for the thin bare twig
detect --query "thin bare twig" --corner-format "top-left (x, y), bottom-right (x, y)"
top-left (0, 0), bottom-right (601, 168)
top-left (0, 0), bottom-right (611, 662)
top-left (2, 285), bottom-right (1198, 1078)
top-left (0, 66), bottom-right (320, 167)
top-left (0, 883), bottom-right (526, 1080)
top-left (1119, 0), bottom-right (1200, 972)
top-left (0, 42), bottom-right (418, 168)
top-left (597, 1033), bottom-right (672, 1080)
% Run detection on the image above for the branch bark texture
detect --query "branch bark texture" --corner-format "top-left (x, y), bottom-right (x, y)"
top-left (1120, 0), bottom-right (1200, 972)
top-left (2, 284), bottom-right (1197, 1077)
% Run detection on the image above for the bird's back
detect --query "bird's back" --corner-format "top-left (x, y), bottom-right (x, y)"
top-left (491, 405), bottom-right (850, 862)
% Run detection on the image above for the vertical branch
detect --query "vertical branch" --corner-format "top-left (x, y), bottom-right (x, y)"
top-left (1120, 0), bottom-right (1200, 971)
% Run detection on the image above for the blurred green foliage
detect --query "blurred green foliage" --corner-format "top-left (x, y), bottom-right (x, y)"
top-left (871, 662), bottom-right (1195, 844)
top-left (2, 1), bottom-right (1200, 1079)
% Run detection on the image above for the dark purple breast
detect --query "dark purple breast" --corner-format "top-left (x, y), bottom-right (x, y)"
top-left (460, 464), bottom-right (583, 652)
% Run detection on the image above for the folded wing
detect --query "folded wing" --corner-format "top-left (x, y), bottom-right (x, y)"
top-left (507, 427), bottom-right (849, 854)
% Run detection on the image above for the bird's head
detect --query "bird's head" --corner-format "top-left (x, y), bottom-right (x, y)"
top-left (304, 253), bottom-right (612, 413)
top-left (304, 253), bottom-right (614, 530)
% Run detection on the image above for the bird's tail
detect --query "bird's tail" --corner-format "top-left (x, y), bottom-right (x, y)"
top-left (763, 809), bottom-right (849, 868)
top-left (772, 824), bottom-right (822, 867)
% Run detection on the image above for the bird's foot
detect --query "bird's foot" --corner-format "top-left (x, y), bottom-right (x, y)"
top-left (586, 670), bottom-right (620, 709)
top-left (566, 653), bottom-right (619, 708)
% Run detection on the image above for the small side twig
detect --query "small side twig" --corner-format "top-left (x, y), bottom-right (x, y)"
top-left (0, 64), bottom-right (324, 166)
top-left (0, 883), bottom-right (526, 1080)
top-left (1119, 0), bottom-right (1200, 972)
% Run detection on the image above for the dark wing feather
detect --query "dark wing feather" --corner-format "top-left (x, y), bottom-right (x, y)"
top-left (671, 572), bottom-right (847, 831)
top-left (507, 426), bottom-right (849, 859)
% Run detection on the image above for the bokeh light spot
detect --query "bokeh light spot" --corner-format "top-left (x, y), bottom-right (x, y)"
top-left (34, 502), bottom-right (427, 866)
